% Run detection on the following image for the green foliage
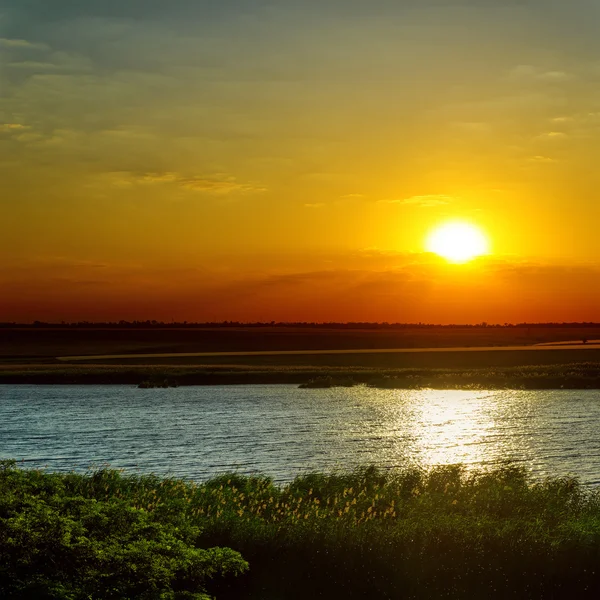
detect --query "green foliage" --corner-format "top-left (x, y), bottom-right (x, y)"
top-left (3, 461), bottom-right (600, 598)
top-left (0, 463), bottom-right (247, 599)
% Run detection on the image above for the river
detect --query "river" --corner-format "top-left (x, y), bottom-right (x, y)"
top-left (2, 384), bottom-right (599, 484)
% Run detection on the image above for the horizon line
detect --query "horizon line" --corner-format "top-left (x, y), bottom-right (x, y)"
top-left (3, 321), bottom-right (600, 329)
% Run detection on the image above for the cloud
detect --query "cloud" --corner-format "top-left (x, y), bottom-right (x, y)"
top-left (0, 123), bottom-right (31, 132)
top-left (528, 155), bottom-right (557, 163)
top-left (382, 195), bottom-right (454, 207)
top-left (450, 121), bottom-right (491, 133)
top-left (186, 256), bottom-right (600, 323)
top-left (340, 193), bottom-right (366, 199)
top-left (33, 257), bottom-right (109, 270)
top-left (179, 178), bottom-right (267, 194)
top-left (13, 132), bottom-right (46, 144)
top-left (5, 50), bottom-right (93, 75)
top-left (139, 172), bottom-right (179, 183)
top-left (539, 71), bottom-right (570, 81)
top-left (8, 61), bottom-right (68, 71)
top-left (0, 257), bottom-right (110, 280)
top-left (4, 252), bottom-right (600, 323)
top-left (0, 38), bottom-right (49, 50)
top-left (106, 171), bottom-right (267, 195)
top-left (536, 131), bottom-right (568, 141)
top-left (509, 65), bottom-right (571, 82)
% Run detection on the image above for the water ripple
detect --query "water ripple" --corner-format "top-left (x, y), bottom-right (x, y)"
top-left (1, 385), bottom-right (600, 484)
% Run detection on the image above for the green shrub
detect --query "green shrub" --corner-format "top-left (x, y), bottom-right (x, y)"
top-left (0, 461), bottom-right (247, 599)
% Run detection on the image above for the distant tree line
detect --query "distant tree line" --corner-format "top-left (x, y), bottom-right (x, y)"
top-left (2, 321), bottom-right (600, 329)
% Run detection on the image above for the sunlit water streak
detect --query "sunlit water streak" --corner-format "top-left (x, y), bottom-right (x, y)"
top-left (1, 385), bottom-right (600, 484)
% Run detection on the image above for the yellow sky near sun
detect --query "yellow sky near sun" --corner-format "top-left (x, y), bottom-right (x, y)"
top-left (2, 1), bottom-right (600, 322)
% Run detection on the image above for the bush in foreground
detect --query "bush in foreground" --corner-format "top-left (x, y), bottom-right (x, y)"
top-left (0, 460), bottom-right (247, 599)
top-left (3, 460), bottom-right (600, 598)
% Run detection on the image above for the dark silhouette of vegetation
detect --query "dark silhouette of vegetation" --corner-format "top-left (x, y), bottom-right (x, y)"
top-left (3, 460), bottom-right (600, 598)
top-left (5, 362), bottom-right (600, 388)
top-left (299, 375), bottom-right (355, 388)
top-left (3, 320), bottom-right (600, 329)
top-left (138, 378), bottom-right (179, 389)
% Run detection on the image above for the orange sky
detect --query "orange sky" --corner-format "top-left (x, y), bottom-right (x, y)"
top-left (2, 1), bottom-right (600, 323)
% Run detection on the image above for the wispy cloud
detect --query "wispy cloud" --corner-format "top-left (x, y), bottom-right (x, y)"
top-left (509, 65), bottom-right (571, 82)
top-left (108, 171), bottom-right (267, 195)
top-left (0, 38), bottom-right (49, 51)
top-left (340, 193), bottom-right (366, 200)
top-left (179, 178), bottom-right (267, 194)
top-left (8, 61), bottom-right (66, 71)
top-left (139, 172), bottom-right (179, 183)
top-left (540, 71), bottom-right (570, 81)
top-left (381, 195), bottom-right (454, 207)
top-left (0, 123), bottom-right (31, 133)
top-left (529, 155), bottom-right (557, 163)
top-left (536, 131), bottom-right (568, 141)
top-left (450, 121), bottom-right (490, 133)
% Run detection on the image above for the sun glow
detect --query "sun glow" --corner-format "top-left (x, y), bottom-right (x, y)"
top-left (426, 222), bottom-right (489, 263)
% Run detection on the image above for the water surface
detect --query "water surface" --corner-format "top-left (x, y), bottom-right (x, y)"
top-left (1, 385), bottom-right (599, 483)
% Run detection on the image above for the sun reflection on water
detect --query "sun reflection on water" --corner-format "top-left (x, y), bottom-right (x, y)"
top-left (411, 389), bottom-right (496, 467)
top-left (370, 388), bottom-right (519, 471)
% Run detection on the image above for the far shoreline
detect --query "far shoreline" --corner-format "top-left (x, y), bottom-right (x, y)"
top-left (2, 361), bottom-right (600, 390)
top-left (4, 328), bottom-right (600, 389)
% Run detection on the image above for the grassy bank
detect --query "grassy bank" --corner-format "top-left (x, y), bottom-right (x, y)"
top-left (3, 362), bottom-right (600, 389)
top-left (2, 461), bottom-right (600, 598)
top-left (302, 362), bottom-right (600, 389)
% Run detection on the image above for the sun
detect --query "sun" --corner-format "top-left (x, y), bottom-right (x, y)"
top-left (426, 222), bottom-right (489, 263)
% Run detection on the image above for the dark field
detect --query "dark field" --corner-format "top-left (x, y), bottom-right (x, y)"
top-left (3, 326), bottom-right (600, 387)
top-left (61, 348), bottom-right (600, 369)
top-left (2, 326), bottom-right (600, 361)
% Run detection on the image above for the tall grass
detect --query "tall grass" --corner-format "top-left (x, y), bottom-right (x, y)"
top-left (3, 460), bottom-right (600, 598)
